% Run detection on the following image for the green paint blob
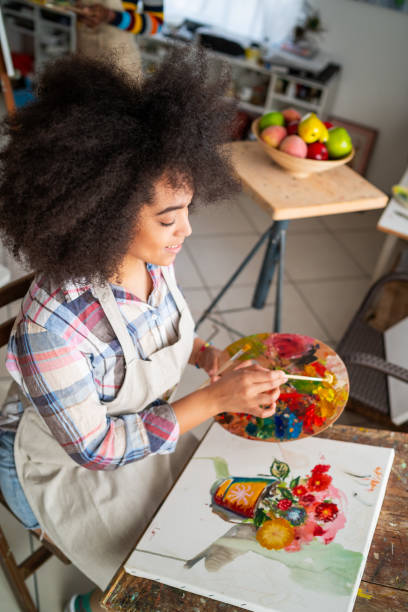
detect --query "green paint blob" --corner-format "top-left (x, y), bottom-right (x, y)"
top-left (195, 457), bottom-right (230, 479)
top-left (217, 536), bottom-right (363, 596)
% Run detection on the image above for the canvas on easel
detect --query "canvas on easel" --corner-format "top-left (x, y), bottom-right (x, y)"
top-left (125, 422), bottom-right (394, 612)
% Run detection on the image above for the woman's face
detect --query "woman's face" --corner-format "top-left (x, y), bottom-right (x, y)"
top-left (126, 177), bottom-right (193, 267)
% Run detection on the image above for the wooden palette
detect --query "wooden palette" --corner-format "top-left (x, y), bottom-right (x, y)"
top-left (215, 333), bottom-right (349, 442)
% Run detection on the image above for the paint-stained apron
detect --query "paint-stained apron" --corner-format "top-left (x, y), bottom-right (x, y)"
top-left (76, 0), bottom-right (142, 79)
top-left (14, 267), bottom-right (198, 588)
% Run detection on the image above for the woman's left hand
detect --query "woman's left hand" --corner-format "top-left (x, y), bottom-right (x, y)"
top-left (195, 344), bottom-right (223, 380)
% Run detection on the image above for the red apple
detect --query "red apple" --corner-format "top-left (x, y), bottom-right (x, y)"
top-left (323, 121), bottom-right (334, 129)
top-left (307, 142), bottom-right (329, 160)
top-left (282, 108), bottom-right (302, 123)
top-left (280, 135), bottom-right (308, 158)
top-left (261, 125), bottom-right (287, 148)
top-left (286, 121), bottom-right (299, 135)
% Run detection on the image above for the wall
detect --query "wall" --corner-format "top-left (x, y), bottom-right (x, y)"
top-left (311, 0), bottom-right (408, 192)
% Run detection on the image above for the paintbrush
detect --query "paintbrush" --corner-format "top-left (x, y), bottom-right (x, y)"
top-left (284, 372), bottom-right (334, 384)
top-left (197, 343), bottom-right (251, 390)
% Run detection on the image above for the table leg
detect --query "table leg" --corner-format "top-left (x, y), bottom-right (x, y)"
top-left (251, 221), bottom-right (289, 332)
top-left (194, 225), bottom-right (273, 331)
top-left (274, 223), bottom-right (287, 333)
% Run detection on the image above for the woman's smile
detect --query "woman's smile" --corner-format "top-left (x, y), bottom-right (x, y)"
top-left (165, 243), bottom-right (183, 253)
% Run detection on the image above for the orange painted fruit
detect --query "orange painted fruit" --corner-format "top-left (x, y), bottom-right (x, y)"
top-left (256, 517), bottom-right (295, 550)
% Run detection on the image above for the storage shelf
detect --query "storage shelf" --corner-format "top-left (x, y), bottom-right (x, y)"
top-left (1, 0), bottom-right (77, 72)
top-left (3, 7), bottom-right (34, 19)
top-left (139, 33), bottom-right (340, 119)
top-left (272, 94), bottom-right (319, 111)
top-left (236, 100), bottom-right (264, 114)
top-left (3, 19), bottom-right (34, 36)
top-left (147, 32), bottom-right (272, 76)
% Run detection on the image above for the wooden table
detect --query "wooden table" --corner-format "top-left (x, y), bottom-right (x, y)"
top-left (195, 142), bottom-right (388, 333)
top-left (102, 424), bottom-right (408, 612)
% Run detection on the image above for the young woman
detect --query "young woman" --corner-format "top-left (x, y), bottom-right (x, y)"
top-left (0, 49), bottom-right (287, 612)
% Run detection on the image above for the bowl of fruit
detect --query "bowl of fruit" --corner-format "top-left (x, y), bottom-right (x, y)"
top-left (252, 109), bottom-right (354, 179)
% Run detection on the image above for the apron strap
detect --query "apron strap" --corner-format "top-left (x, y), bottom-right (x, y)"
top-left (92, 284), bottom-right (137, 365)
top-left (161, 266), bottom-right (186, 314)
top-left (93, 266), bottom-right (185, 366)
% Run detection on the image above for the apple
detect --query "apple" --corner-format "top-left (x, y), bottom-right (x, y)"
top-left (286, 121), bottom-right (299, 135)
top-left (259, 111), bottom-right (285, 131)
top-left (261, 125), bottom-right (287, 148)
top-left (327, 127), bottom-right (352, 159)
top-left (307, 142), bottom-right (329, 160)
top-left (279, 135), bottom-right (307, 158)
top-left (282, 108), bottom-right (301, 123)
top-left (323, 121), bottom-right (334, 129)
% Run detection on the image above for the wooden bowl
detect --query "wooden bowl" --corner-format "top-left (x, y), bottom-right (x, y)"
top-left (252, 118), bottom-right (354, 179)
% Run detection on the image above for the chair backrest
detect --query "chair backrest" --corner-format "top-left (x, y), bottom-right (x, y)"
top-left (0, 273), bottom-right (35, 348)
top-left (0, 271), bottom-right (72, 612)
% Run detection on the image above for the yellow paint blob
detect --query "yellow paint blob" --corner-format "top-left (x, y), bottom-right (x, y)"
top-left (357, 588), bottom-right (373, 600)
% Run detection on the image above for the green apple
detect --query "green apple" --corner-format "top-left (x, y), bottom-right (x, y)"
top-left (327, 127), bottom-right (352, 159)
top-left (259, 111), bottom-right (285, 131)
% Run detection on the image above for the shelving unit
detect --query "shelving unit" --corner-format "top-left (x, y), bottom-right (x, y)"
top-left (139, 34), bottom-right (340, 120)
top-left (0, 0), bottom-right (76, 73)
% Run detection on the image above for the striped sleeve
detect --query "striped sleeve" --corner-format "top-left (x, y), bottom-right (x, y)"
top-left (7, 317), bottom-right (179, 470)
top-left (110, 0), bottom-right (163, 35)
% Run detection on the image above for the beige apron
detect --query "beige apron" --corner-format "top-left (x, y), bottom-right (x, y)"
top-left (14, 267), bottom-right (198, 588)
top-left (77, 0), bottom-right (142, 79)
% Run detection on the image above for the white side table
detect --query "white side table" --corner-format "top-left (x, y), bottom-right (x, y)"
top-left (373, 166), bottom-right (408, 281)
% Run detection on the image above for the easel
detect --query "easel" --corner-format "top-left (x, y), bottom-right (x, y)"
top-left (0, 8), bottom-right (15, 114)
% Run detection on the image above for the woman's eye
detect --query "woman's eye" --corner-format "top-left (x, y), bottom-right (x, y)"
top-left (160, 220), bottom-right (175, 227)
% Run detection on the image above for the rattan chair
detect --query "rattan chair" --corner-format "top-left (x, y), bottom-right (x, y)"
top-left (337, 251), bottom-right (408, 429)
top-left (0, 273), bottom-right (71, 612)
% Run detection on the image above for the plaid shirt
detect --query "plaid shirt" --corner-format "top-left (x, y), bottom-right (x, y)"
top-left (1, 264), bottom-right (182, 470)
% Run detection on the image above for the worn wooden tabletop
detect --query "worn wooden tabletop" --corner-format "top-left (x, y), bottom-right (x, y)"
top-left (101, 424), bottom-right (408, 611)
top-left (228, 142), bottom-right (388, 221)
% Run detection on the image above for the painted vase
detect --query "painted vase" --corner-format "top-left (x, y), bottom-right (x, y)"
top-left (211, 477), bottom-right (277, 521)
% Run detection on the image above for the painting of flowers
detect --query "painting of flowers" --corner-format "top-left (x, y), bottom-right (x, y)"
top-left (125, 424), bottom-right (394, 612)
top-left (216, 333), bottom-right (349, 442)
top-left (211, 460), bottom-right (347, 554)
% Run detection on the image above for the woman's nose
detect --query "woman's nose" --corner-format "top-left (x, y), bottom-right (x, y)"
top-left (176, 214), bottom-right (192, 237)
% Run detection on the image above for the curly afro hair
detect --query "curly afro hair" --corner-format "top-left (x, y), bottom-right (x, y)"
top-left (0, 47), bottom-right (240, 285)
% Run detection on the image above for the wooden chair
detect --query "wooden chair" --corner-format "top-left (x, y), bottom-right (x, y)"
top-left (0, 273), bottom-right (71, 612)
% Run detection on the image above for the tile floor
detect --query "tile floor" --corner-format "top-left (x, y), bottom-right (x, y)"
top-left (0, 189), bottom-right (393, 611)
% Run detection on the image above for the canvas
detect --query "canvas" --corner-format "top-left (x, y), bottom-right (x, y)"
top-left (125, 424), bottom-right (394, 611)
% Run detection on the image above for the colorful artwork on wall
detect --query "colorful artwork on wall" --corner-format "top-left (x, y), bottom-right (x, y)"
top-left (125, 424), bottom-right (394, 612)
top-left (215, 333), bottom-right (349, 442)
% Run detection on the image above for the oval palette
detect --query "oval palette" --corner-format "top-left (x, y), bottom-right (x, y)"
top-left (215, 333), bottom-right (349, 442)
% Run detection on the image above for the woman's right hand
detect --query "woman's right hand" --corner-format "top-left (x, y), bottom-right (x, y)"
top-left (207, 361), bottom-right (288, 419)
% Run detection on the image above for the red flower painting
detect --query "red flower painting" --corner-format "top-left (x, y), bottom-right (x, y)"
top-left (292, 485), bottom-right (307, 497)
top-left (312, 464), bottom-right (330, 475)
top-left (277, 499), bottom-right (293, 511)
top-left (307, 472), bottom-right (332, 492)
top-left (315, 502), bottom-right (339, 522)
top-left (299, 493), bottom-right (316, 506)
